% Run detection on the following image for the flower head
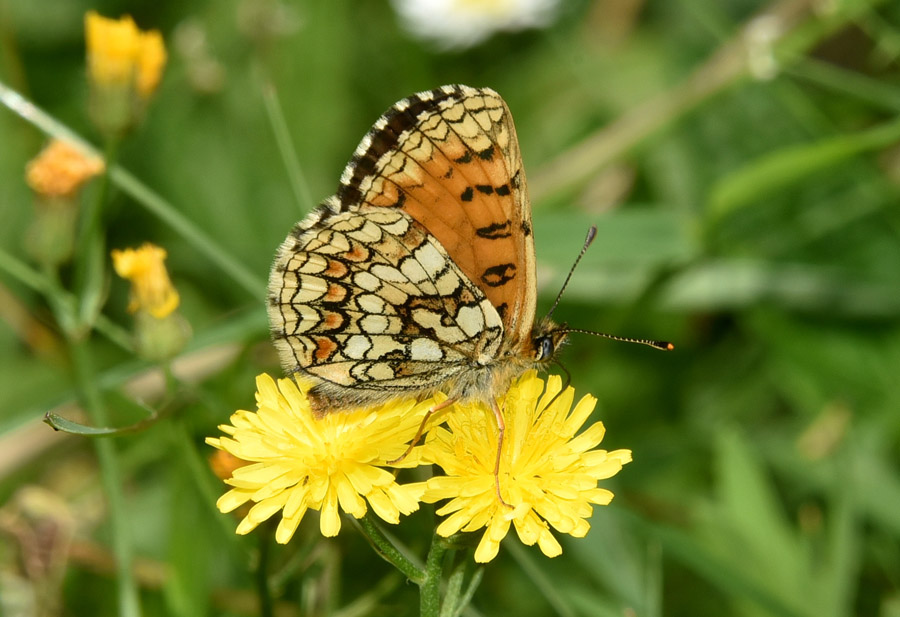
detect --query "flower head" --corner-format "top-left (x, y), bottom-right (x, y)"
top-left (26, 140), bottom-right (104, 199)
top-left (111, 243), bottom-right (179, 319)
top-left (85, 11), bottom-right (166, 136)
top-left (207, 374), bottom-right (437, 542)
top-left (392, 0), bottom-right (561, 49)
top-left (85, 11), bottom-right (166, 98)
top-left (420, 371), bottom-right (631, 562)
top-left (112, 243), bottom-right (189, 361)
top-left (24, 140), bottom-right (105, 266)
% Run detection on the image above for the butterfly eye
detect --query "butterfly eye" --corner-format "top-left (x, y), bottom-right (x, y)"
top-left (535, 336), bottom-right (554, 361)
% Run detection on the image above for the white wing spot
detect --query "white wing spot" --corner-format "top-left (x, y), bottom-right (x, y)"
top-left (457, 305), bottom-right (486, 338)
top-left (361, 314), bottom-right (389, 334)
top-left (380, 217), bottom-right (409, 236)
top-left (357, 293), bottom-right (385, 313)
top-left (415, 242), bottom-right (446, 278)
top-left (347, 220), bottom-right (383, 243)
top-left (366, 335), bottom-right (405, 359)
top-left (400, 257), bottom-right (429, 284)
top-left (370, 264), bottom-right (407, 284)
top-left (354, 271), bottom-right (382, 292)
top-left (367, 363), bottom-right (395, 380)
top-left (410, 338), bottom-right (443, 361)
top-left (296, 254), bottom-right (327, 274)
top-left (379, 284), bottom-right (411, 304)
top-left (345, 335), bottom-right (372, 359)
top-left (291, 305), bottom-right (322, 334)
top-left (434, 270), bottom-right (460, 295)
top-left (482, 299), bottom-right (503, 330)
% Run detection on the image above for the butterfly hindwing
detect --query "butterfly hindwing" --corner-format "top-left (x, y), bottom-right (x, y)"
top-left (269, 207), bottom-right (504, 408)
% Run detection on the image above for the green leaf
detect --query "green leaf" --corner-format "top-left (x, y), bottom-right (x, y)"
top-left (660, 259), bottom-right (900, 317)
top-left (533, 209), bottom-right (696, 303)
top-left (708, 115), bottom-right (900, 221)
top-left (567, 507), bottom-right (659, 615)
top-left (713, 430), bottom-right (807, 611)
top-left (43, 397), bottom-right (160, 436)
top-left (627, 511), bottom-right (805, 617)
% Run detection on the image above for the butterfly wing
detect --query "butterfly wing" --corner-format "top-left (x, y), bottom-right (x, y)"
top-left (337, 85), bottom-right (536, 350)
top-left (268, 86), bottom-right (535, 411)
top-left (269, 206), bottom-right (504, 410)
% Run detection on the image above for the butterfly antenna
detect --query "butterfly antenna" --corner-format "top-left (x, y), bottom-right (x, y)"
top-left (543, 224), bottom-right (674, 352)
top-left (560, 328), bottom-right (674, 351)
top-left (545, 225), bottom-right (597, 321)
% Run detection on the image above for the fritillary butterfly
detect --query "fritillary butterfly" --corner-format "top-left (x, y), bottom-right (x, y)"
top-left (268, 85), bottom-right (564, 414)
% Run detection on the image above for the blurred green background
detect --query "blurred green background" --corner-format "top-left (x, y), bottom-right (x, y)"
top-left (2, 0), bottom-right (900, 615)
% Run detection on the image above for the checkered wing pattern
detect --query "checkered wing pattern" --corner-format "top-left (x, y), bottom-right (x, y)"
top-left (268, 85), bottom-right (536, 412)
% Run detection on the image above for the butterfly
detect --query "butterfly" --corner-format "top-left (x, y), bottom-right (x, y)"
top-left (268, 85), bottom-right (669, 421)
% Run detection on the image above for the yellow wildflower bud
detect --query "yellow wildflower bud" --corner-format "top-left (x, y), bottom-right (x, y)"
top-left (84, 11), bottom-right (167, 136)
top-left (209, 450), bottom-right (248, 482)
top-left (111, 243), bottom-right (179, 318)
top-left (112, 244), bottom-right (190, 361)
top-left (25, 140), bottom-right (104, 267)
top-left (26, 140), bottom-right (105, 198)
top-left (85, 12), bottom-right (141, 88)
top-left (136, 30), bottom-right (167, 98)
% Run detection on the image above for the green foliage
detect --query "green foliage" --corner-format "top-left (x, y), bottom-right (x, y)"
top-left (2, 0), bottom-right (900, 615)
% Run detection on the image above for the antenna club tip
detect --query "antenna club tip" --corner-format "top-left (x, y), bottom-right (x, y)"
top-left (661, 342), bottom-right (674, 351)
top-left (586, 225), bottom-right (598, 244)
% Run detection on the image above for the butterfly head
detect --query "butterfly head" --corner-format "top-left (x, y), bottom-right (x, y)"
top-left (531, 318), bottom-right (568, 366)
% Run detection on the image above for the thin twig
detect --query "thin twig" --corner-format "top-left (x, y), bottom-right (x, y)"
top-left (529, 0), bottom-right (866, 204)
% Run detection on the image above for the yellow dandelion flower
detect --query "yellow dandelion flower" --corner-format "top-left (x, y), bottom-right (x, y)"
top-left (420, 371), bottom-right (631, 563)
top-left (85, 11), bottom-right (166, 98)
top-left (111, 243), bottom-right (179, 319)
top-left (25, 140), bottom-right (104, 198)
top-left (207, 374), bottom-right (437, 542)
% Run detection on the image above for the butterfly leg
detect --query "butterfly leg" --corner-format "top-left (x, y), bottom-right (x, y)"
top-left (387, 396), bottom-right (458, 465)
top-left (491, 399), bottom-right (512, 508)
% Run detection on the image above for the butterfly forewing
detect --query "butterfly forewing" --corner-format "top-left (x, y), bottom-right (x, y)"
top-left (338, 85), bottom-right (536, 348)
top-left (269, 85), bottom-right (536, 412)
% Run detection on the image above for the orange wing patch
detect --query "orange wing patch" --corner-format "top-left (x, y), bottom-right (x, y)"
top-left (337, 86), bottom-right (536, 348)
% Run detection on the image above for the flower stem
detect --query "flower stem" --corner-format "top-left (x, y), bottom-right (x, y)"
top-left (69, 337), bottom-right (141, 617)
top-left (73, 136), bottom-right (119, 332)
top-left (0, 247), bottom-right (132, 350)
top-left (108, 165), bottom-right (266, 297)
top-left (420, 530), bottom-right (449, 617)
top-left (261, 80), bottom-right (314, 216)
top-left (354, 514), bottom-right (424, 585)
top-left (256, 530), bottom-right (274, 617)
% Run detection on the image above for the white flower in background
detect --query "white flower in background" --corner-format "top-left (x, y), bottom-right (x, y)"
top-left (392, 0), bottom-right (561, 49)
